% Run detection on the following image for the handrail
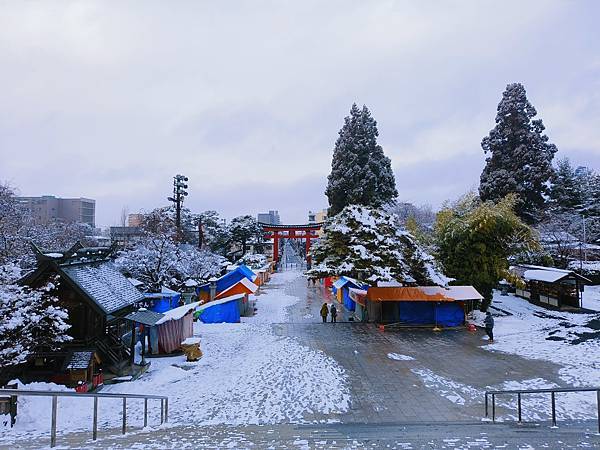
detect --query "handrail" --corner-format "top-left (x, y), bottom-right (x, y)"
top-left (484, 386), bottom-right (600, 433)
top-left (0, 388), bottom-right (169, 448)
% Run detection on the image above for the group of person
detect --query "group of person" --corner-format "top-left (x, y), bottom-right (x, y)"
top-left (320, 302), bottom-right (338, 323)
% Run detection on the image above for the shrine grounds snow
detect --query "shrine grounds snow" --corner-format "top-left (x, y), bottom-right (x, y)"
top-left (0, 270), bottom-right (350, 439)
top-left (2, 271), bottom-right (600, 448)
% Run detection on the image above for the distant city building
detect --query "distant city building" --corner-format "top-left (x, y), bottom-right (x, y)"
top-left (311, 209), bottom-right (328, 223)
top-left (127, 213), bottom-right (144, 227)
top-left (257, 210), bottom-right (281, 225)
top-left (17, 195), bottom-right (96, 227)
top-left (309, 209), bottom-right (328, 236)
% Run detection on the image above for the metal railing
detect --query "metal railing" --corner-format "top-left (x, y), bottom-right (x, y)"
top-left (485, 386), bottom-right (600, 432)
top-left (0, 389), bottom-right (168, 448)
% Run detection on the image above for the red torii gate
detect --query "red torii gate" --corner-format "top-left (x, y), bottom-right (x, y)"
top-left (260, 222), bottom-right (323, 264)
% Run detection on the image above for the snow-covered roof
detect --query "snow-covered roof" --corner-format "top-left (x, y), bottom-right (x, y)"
top-left (155, 301), bottom-right (200, 325)
top-left (523, 269), bottom-right (568, 283)
top-left (127, 277), bottom-right (144, 287)
top-left (61, 262), bottom-right (144, 314)
top-left (197, 294), bottom-right (245, 310)
top-left (184, 279), bottom-right (199, 287)
top-left (64, 351), bottom-right (94, 370)
top-left (515, 265), bottom-right (591, 283)
top-left (161, 286), bottom-right (179, 295)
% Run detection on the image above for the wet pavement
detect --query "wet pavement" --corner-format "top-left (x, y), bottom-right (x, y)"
top-left (276, 273), bottom-right (569, 425)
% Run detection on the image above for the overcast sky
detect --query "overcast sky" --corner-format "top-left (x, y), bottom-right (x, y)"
top-left (1, 1), bottom-right (599, 227)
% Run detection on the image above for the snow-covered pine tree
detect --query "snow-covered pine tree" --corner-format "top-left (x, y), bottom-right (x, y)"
top-left (325, 104), bottom-right (398, 216)
top-left (479, 83), bottom-right (557, 224)
top-left (307, 205), bottom-right (448, 285)
top-left (549, 158), bottom-right (584, 212)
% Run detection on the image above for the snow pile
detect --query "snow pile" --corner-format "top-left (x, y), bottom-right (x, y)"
top-left (387, 353), bottom-right (414, 361)
top-left (473, 291), bottom-right (600, 417)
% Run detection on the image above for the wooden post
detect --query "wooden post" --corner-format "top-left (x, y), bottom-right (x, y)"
top-left (517, 393), bottom-right (522, 423)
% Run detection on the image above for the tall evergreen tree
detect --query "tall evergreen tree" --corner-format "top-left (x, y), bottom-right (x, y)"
top-left (549, 158), bottom-right (584, 212)
top-left (479, 83), bottom-right (557, 224)
top-left (325, 104), bottom-right (397, 216)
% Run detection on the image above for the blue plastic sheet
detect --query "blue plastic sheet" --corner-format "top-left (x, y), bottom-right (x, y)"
top-left (342, 288), bottom-right (356, 311)
top-left (398, 302), bottom-right (435, 324)
top-left (145, 293), bottom-right (181, 313)
top-left (434, 302), bottom-right (465, 327)
top-left (198, 298), bottom-right (241, 323)
top-left (397, 302), bottom-right (464, 326)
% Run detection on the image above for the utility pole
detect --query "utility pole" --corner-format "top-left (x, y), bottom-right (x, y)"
top-left (167, 174), bottom-right (188, 236)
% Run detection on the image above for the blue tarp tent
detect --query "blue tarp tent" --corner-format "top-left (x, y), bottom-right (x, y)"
top-left (196, 294), bottom-right (242, 323)
top-left (334, 277), bottom-right (367, 312)
top-left (143, 290), bottom-right (181, 313)
top-left (398, 302), bottom-right (464, 327)
top-left (197, 265), bottom-right (256, 296)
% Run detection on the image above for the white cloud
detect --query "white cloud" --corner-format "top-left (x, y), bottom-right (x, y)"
top-left (0, 0), bottom-right (599, 225)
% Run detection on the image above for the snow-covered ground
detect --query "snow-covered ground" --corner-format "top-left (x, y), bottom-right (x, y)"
top-left (469, 289), bottom-right (600, 420)
top-left (582, 284), bottom-right (600, 312)
top-left (0, 270), bottom-right (350, 439)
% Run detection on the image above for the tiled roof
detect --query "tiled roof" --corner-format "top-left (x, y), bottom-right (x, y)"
top-left (61, 262), bottom-right (144, 314)
top-left (64, 351), bottom-right (94, 370)
top-left (124, 309), bottom-right (165, 326)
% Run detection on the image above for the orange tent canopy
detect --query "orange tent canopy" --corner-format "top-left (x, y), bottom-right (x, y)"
top-left (366, 286), bottom-right (483, 302)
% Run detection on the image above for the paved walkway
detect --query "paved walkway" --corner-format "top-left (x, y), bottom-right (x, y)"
top-left (276, 273), bottom-right (567, 424)
top-left (13, 421), bottom-right (599, 449)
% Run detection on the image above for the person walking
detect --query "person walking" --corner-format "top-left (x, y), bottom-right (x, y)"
top-left (320, 303), bottom-right (329, 323)
top-left (330, 304), bottom-right (338, 323)
top-left (484, 311), bottom-right (494, 343)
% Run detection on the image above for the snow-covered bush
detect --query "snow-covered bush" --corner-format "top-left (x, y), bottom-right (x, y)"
top-left (0, 276), bottom-right (71, 368)
top-left (308, 205), bottom-right (448, 285)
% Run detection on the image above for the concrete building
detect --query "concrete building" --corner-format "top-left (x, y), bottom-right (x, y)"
top-left (308, 209), bottom-right (328, 224)
top-left (17, 195), bottom-right (96, 227)
top-left (257, 210), bottom-right (281, 225)
top-left (127, 213), bottom-right (144, 227)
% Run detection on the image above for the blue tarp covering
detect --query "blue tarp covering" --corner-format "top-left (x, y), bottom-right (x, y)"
top-left (342, 290), bottom-right (355, 311)
top-left (198, 298), bottom-right (240, 323)
top-left (435, 302), bottom-right (465, 327)
top-left (197, 265), bottom-right (255, 294)
top-left (398, 302), bottom-right (464, 326)
top-left (338, 277), bottom-right (367, 311)
top-left (144, 293), bottom-right (181, 313)
top-left (398, 302), bottom-right (435, 324)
